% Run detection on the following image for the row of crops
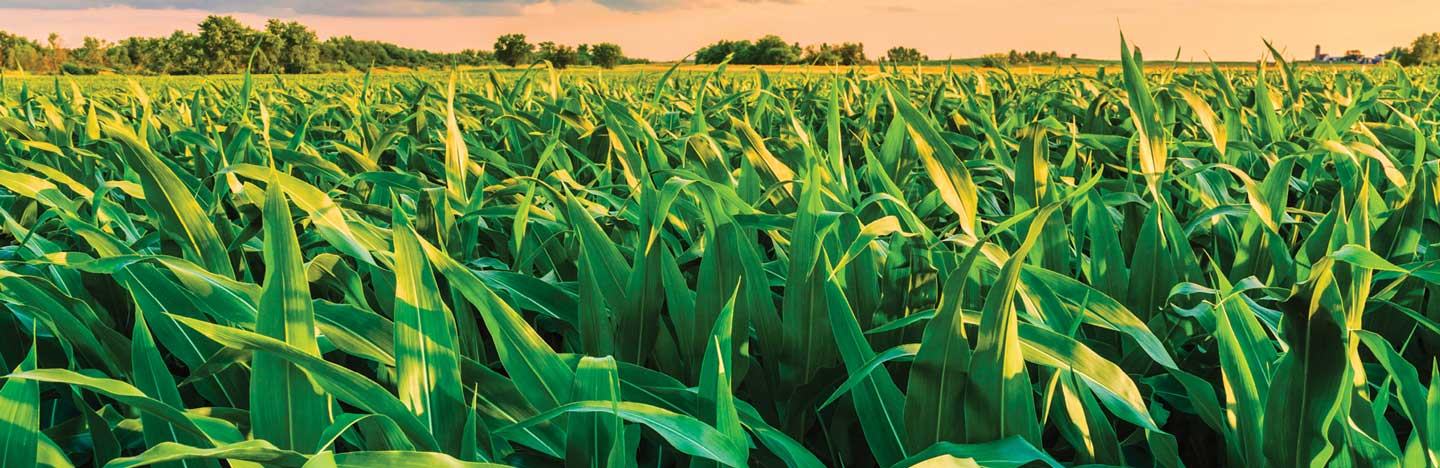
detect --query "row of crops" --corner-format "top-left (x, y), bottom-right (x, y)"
top-left (1, 39), bottom-right (1438, 467)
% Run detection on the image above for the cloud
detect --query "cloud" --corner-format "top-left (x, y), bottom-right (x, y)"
top-left (593, 0), bottom-right (673, 11)
top-left (0, 0), bottom-right (529, 16)
top-left (0, 0), bottom-right (794, 16)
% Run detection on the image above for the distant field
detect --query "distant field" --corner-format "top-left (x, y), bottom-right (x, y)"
top-left (0, 59), bottom-right (1380, 97)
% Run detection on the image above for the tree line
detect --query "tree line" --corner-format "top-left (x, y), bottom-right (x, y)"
top-left (974, 50), bottom-right (1078, 67)
top-left (692, 35), bottom-right (931, 66)
top-left (692, 32), bottom-right (1440, 68)
top-left (1388, 33), bottom-right (1440, 65)
top-left (688, 35), bottom-right (1069, 67)
top-left (491, 34), bottom-right (632, 69)
top-left (0, 16), bottom-right (637, 75)
top-left (6, 19), bottom-right (1440, 75)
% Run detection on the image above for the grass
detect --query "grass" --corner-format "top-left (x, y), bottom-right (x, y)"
top-left (0, 38), bottom-right (1437, 467)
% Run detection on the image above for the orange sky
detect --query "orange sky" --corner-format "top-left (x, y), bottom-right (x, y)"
top-left (0, 0), bottom-right (1436, 61)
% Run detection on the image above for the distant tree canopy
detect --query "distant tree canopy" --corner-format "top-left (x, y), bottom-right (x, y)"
top-left (0, 17), bottom-right (634, 75)
top-left (694, 35), bottom-right (884, 66)
top-left (266, 19), bottom-right (321, 74)
top-left (589, 43), bottom-right (624, 69)
top-left (97, 16), bottom-right (338, 75)
top-left (318, 36), bottom-right (489, 70)
top-left (695, 35), bottom-right (803, 65)
top-left (0, 31), bottom-right (43, 71)
top-left (1391, 33), bottom-right (1440, 66)
top-left (494, 33), bottom-right (534, 67)
top-left (884, 46), bottom-right (927, 64)
top-left (803, 42), bottom-right (866, 65)
top-left (980, 50), bottom-right (1063, 67)
top-left (538, 41), bottom-right (578, 69)
top-left (694, 40), bottom-right (750, 64)
top-left (749, 35), bottom-right (804, 65)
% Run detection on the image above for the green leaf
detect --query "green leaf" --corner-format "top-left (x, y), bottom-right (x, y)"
top-left (1118, 33), bottom-right (1168, 201)
top-left (566, 357), bottom-right (626, 468)
top-left (566, 194), bottom-right (628, 355)
top-left (895, 436), bottom-right (1061, 468)
top-left (964, 205), bottom-right (1059, 444)
top-left (780, 168), bottom-right (834, 385)
top-left (224, 164), bottom-right (376, 264)
top-left (1017, 325), bottom-right (1156, 431)
top-left (417, 236), bottom-right (576, 415)
top-left (103, 121), bottom-right (233, 277)
top-left (303, 451), bottom-right (508, 468)
top-left (1263, 263), bottom-right (1350, 467)
top-left (252, 177), bottom-right (330, 452)
top-left (696, 287), bottom-right (747, 467)
top-left (905, 242), bottom-right (986, 450)
top-left (0, 347), bottom-right (38, 468)
top-left (392, 215), bottom-right (467, 456)
top-left (7, 369), bottom-right (214, 446)
top-left (167, 315), bottom-right (441, 452)
top-left (105, 440), bottom-right (308, 468)
top-left (132, 312), bottom-right (221, 468)
top-left (825, 280), bottom-right (908, 465)
top-left (888, 84), bottom-right (979, 234)
top-left (498, 401), bottom-right (746, 467)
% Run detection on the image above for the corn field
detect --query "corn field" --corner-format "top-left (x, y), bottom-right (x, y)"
top-left (1, 39), bottom-right (1440, 467)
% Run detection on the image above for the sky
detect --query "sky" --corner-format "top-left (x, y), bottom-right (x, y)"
top-left (0, 0), bottom-right (1436, 61)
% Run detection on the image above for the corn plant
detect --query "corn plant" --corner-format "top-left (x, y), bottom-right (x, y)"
top-left (1, 39), bottom-right (1440, 467)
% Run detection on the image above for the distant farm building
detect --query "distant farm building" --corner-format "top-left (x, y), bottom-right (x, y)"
top-left (1313, 45), bottom-right (1384, 64)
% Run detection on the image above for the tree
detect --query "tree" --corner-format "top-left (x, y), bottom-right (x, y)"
top-left (696, 39), bottom-right (751, 64)
top-left (494, 34), bottom-right (533, 67)
top-left (107, 36), bottom-right (166, 73)
top-left (982, 49), bottom-right (1061, 67)
top-left (834, 42), bottom-right (866, 65)
top-left (695, 36), bottom-right (803, 65)
top-left (749, 35), bottom-right (801, 64)
top-left (805, 42), bottom-right (866, 66)
top-left (75, 37), bottom-right (110, 68)
top-left (0, 30), bottom-right (44, 71)
top-left (320, 35), bottom-right (470, 70)
top-left (456, 49), bottom-right (493, 66)
top-left (163, 30), bottom-right (206, 75)
top-left (537, 41), bottom-right (578, 69)
top-left (44, 33), bottom-right (67, 73)
top-left (1384, 46), bottom-right (1409, 62)
top-left (1405, 33), bottom-right (1440, 65)
top-left (265, 20), bottom-right (320, 74)
top-left (590, 42), bottom-right (623, 69)
top-left (576, 44), bottom-right (592, 66)
top-left (4, 19), bottom-right (496, 75)
top-left (885, 46), bottom-right (926, 64)
top-left (197, 15), bottom-right (257, 74)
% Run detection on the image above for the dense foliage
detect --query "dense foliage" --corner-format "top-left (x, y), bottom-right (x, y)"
top-left (494, 33), bottom-right (536, 68)
top-left (978, 50), bottom-right (1069, 67)
top-left (695, 35), bottom-right (804, 65)
top-left (0, 17), bottom-right (636, 75)
top-left (884, 46), bottom-right (927, 64)
top-left (801, 43), bottom-right (868, 66)
top-left (2, 38), bottom-right (1440, 467)
top-left (9, 16), bottom-right (492, 75)
top-left (692, 35), bottom-right (872, 66)
top-left (0, 31), bottom-right (46, 71)
top-left (588, 43), bottom-right (626, 69)
top-left (1394, 33), bottom-right (1440, 66)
